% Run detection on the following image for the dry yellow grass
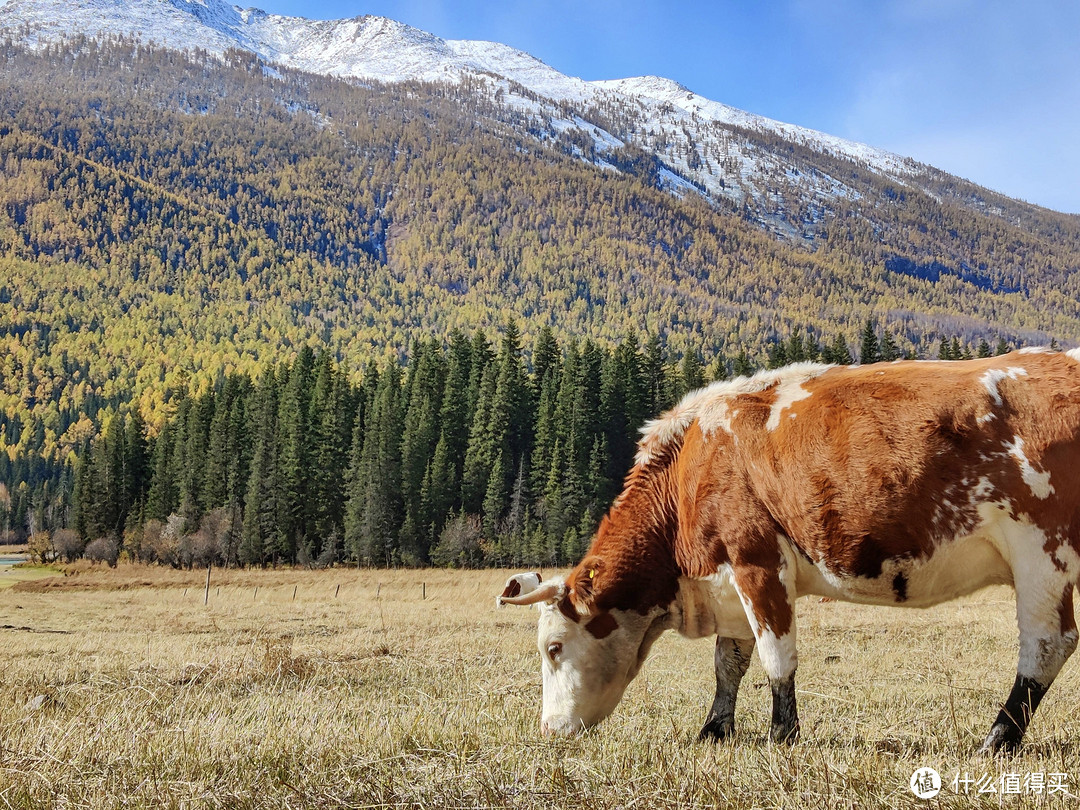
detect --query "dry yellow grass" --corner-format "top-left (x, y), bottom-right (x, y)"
top-left (1, 564), bottom-right (1079, 808)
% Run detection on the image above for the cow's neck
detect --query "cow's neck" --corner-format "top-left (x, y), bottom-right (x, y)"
top-left (584, 463), bottom-right (682, 616)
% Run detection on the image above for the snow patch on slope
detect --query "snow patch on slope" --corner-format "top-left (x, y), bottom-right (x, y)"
top-left (591, 76), bottom-right (914, 177)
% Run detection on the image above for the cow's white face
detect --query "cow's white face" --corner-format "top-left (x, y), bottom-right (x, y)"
top-left (536, 597), bottom-right (668, 735)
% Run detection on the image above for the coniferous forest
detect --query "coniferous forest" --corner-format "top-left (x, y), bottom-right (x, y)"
top-left (35, 322), bottom-right (1012, 568)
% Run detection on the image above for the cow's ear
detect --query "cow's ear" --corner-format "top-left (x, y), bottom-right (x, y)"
top-left (571, 558), bottom-right (603, 614)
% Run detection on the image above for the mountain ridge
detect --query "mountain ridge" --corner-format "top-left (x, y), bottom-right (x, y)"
top-left (0, 0), bottom-right (918, 193)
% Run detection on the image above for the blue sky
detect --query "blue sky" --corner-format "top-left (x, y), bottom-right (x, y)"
top-left (255, 0), bottom-right (1079, 214)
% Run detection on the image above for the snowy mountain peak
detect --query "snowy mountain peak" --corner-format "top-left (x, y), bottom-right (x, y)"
top-left (0, 0), bottom-right (924, 230)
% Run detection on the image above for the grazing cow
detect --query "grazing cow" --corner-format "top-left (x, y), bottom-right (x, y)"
top-left (500, 349), bottom-right (1080, 753)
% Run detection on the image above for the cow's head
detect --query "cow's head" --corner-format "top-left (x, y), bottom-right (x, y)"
top-left (498, 562), bottom-right (670, 735)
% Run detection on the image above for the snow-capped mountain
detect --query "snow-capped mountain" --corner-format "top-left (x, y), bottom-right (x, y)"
top-left (1, 0), bottom-right (1016, 239)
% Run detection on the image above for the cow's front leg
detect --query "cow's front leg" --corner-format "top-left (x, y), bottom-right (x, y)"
top-left (733, 554), bottom-right (800, 743)
top-left (979, 583), bottom-right (1078, 754)
top-left (698, 636), bottom-right (756, 742)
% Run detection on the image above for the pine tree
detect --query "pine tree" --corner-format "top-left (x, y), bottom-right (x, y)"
top-left (239, 369), bottom-right (279, 566)
top-left (859, 320), bottom-right (880, 365)
top-left (994, 336), bottom-right (1011, 356)
top-left (976, 338), bottom-right (992, 358)
top-left (825, 334), bottom-right (851, 365)
top-left (102, 412), bottom-right (126, 535)
top-left (426, 330), bottom-right (472, 530)
top-left (601, 333), bottom-right (646, 493)
top-left (642, 332), bottom-right (672, 415)
top-left (707, 352), bottom-right (728, 382)
top-left (786, 327), bottom-right (808, 363)
top-left (203, 378), bottom-right (237, 511)
top-left (482, 447), bottom-right (509, 541)
top-left (528, 367), bottom-right (559, 507)
top-left (342, 370), bottom-right (375, 563)
top-left (398, 341), bottom-right (445, 564)
top-left (766, 341), bottom-right (788, 370)
top-left (349, 364), bottom-right (405, 565)
top-left (531, 325), bottom-right (560, 400)
top-left (145, 421), bottom-right (176, 522)
top-left (732, 347), bottom-right (756, 377)
top-left (461, 360), bottom-right (497, 515)
top-left (308, 351), bottom-right (349, 557)
top-left (273, 359), bottom-right (310, 562)
top-left (880, 331), bottom-right (901, 362)
top-left (678, 348), bottom-right (705, 397)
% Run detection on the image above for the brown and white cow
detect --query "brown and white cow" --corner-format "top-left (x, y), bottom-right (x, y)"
top-left (499, 349), bottom-right (1080, 753)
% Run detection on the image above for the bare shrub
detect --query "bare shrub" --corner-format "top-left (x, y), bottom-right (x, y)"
top-left (179, 525), bottom-right (217, 569)
top-left (52, 529), bottom-right (85, 563)
top-left (431, 514), bottom-right (485, 568)
top-left (139, 515), bottom-right (184, 567)
top-left (84, 536), bottom-right (120, 567)
top-left (316, 532), bottom-right (339, 568)
top-left (137, 519), bottom-right (166, 564)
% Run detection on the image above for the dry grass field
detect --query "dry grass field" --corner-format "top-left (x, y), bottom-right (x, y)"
top-left (1, 563), bottom-right (1079, 809)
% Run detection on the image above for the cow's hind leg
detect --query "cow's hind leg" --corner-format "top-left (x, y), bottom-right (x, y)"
top-left (979, 582), bottom-right (1078, 754)
top-left (698, 636), bottom-right (756, 742)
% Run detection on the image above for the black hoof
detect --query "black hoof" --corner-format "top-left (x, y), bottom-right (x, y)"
top-left (978, 724), bottom-right (1023, 756)
top-left (770, 721), bottom-right (800, 744)
top-left (697, 715), bottom-right (734, 742)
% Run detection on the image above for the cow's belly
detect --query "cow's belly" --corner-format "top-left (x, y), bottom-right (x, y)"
top-left (792, 532), bottom-right (1014, 607)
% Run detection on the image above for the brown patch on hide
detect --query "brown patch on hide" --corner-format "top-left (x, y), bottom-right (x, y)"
top-left (585, 612), bottom-right (619, 639)
top-left (1060, 586), bottom-right (1077, 637)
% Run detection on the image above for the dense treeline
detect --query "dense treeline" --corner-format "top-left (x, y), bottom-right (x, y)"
top-left (47, 323), bottom-right (1016, 568)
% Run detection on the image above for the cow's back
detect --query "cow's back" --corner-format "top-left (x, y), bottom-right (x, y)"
top-left (667, 351), bottom-right (1080, 600)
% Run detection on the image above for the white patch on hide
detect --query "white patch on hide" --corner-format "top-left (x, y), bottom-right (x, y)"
top-left (976, 505), bottom-right (1079, 682)
top-left (675, 566), bottom-right (752, 640)
top-left (980, 366), bottom-right (1028, 407)
top-left (1003, 435), bottom-right (1054, 499)
top-left (766, 381), bottom-right (813, 431)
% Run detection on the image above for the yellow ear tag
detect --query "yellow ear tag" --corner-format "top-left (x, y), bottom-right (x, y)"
top-left (587, 569), bottom-right (596, 579)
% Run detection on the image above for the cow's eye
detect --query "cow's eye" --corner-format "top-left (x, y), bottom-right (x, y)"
top-left (547, 642), bottom-right (563, 660)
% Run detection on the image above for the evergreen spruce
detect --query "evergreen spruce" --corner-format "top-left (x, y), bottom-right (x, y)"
top-left (859, 320), bottom-right (880, 365)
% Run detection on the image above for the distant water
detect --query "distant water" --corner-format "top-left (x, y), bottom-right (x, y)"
top-left (0, 553), bottom-right (30, 570)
